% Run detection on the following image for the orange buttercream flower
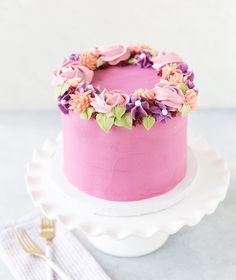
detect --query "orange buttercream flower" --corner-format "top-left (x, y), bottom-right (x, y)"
top-left (161, 63), bottom-right (180, 79)
top-left (69, 91), bottom-right (91, 113)
top-left (79, 51), bottom-right (99, 70)
top-left (185, 89), bottom-right (198, 109)
top-left (133, 88), bottom-right (155, 100)
top-left (169, 72), bottom-right (185, 83)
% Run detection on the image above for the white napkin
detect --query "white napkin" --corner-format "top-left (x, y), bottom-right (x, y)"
top-left (0, 214), bottom-right (111, 280)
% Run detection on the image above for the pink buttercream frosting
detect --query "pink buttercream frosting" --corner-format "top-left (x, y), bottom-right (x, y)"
top-left (62, 113), bottom-right (187, 201)
top-left (53, 60), bottom-right (94, 86)
top-left (97, 44), bottom-right (131, 65)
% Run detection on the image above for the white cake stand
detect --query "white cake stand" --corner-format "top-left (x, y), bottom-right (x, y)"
top-left (26, 134), bottom-right (230, 257)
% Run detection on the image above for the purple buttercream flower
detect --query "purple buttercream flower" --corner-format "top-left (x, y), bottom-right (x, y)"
top-left (135, 51), bottom-right (153, 68)
top-left (126, 96), bottom-right (149, 119)
top-left (150, 102), bottom-right (172, 123)
top-left (63, 53), bottom-right (80, 63)
top-left (58, 91), bottom-right (71, 114)
top-left (186, 79), bottom-right (195, 89)
top-left (69, 53), bottom-right (80, 61)
top-left (177, 63), bottom-right (195, 83)
top-left (76, 82), bottom-right (99, 97)
top-left (177, 63), bottom-right (188, 73)
top-left (185, 70), bottom-right (194, 81)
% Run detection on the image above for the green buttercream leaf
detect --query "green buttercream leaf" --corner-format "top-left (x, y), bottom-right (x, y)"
top-left (106, 110), bottom-right (115, 118)
top-left (114, 112), bottom-right (132, 129)
top-left (87, 107), bottom-right (95, 119)
top-left (80, 107), bottom-right (95, 120)
top-left (179, 83), bottom-right (188, 93)
top-left (142, 115), bottom-right (155, 130)
top-left (96, 113), bottom-right (114, 133)
top-left (96, 58), bottom-right (105, 68)
top-left (113, 105), bottom-right (126, 119)
top-left (150, 49), bottom-right (157, 57)
top-left (80, 111), bottom-right (88, 120)
top-left (128, 57), bottom-right (137, 64)
top-left (181, 104), bottom-right (191, 117)
top-left (53, 83), bottom-right (69, 96)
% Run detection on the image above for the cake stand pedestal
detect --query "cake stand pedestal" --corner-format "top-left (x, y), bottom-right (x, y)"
top-left (26, 135), bottom-right (230, 257)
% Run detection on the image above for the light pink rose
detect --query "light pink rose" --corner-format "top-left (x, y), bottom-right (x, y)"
top-left (97, 44), bottom-right (131, 65)
top-left (154, 80), bottom-right (184, 110)
top-left (91, 89), bottom-right (129, 113)
top-left (53, 60), bottom-right (94, 86)
top-left (152, 51), bottom-right (185, 70)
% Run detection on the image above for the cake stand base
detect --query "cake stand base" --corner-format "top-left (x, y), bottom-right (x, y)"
top-left (26, 135), bottom-right (230, 257)
top-left (87, 231), bottom-right (169, 257)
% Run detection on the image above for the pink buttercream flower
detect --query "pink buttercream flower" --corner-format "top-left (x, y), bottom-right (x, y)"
top-left (91, 89), bottom-right (129, 113)
top-left (185, 89), bottom-right (198, 110)
top-left (97, 44), bottom-right (131, 65)
top-left (53, 60), bottom-right (94, 86)
top-left (152, 51), bottom-right (185, 70)
top-left (154, 80), bottom-right (184, 110)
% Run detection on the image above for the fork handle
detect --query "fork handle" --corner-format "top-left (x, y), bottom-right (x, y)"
top-left (42, 255), bottom-right (73, 280)
top-left (45, 242), bottom-right (53, 280)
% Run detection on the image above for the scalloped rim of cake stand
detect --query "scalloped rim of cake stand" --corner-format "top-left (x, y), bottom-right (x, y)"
top-left (25, 134), bottom-right (230, 240)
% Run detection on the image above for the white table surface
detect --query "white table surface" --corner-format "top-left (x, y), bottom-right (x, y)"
top-left (0, 109), bottom-right (235, 279)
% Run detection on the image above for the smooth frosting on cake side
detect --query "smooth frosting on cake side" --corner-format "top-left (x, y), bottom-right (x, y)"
top-left (62, 112), bottom-right (187, 201)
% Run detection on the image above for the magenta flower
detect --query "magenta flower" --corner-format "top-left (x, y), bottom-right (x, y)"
top-left (126, 96), bottom-right (149, 119)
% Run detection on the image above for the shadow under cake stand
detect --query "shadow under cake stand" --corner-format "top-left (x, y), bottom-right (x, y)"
top-left (26, 134), bottom-right (230, 257)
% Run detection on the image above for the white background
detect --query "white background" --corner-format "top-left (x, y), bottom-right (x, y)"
top-left (0, 0), bottom-right (236, 110)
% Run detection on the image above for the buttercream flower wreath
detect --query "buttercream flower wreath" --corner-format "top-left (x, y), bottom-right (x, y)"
top-left (53, 44), bottom-right (198, 132)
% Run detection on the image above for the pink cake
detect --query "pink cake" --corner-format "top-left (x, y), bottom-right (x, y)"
top-left (53, 44), bottom-right (198, 201)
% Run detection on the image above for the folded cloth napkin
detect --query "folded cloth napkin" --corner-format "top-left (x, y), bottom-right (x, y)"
top-left (0, 214), bottom-right (111, 280)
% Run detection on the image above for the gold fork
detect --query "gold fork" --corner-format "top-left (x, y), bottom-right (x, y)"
top-left (17, 229), bottom-right (72, 280)
top-left (40, 217), bottom-right (55, 280)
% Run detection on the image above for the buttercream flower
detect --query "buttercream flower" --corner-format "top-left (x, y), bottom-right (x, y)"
top-left (168, 71), bottom-right (185, 83)
top-left (66, 78), bottom-right (83, 88)
top-left (184, 89), bottom-right (198, 110)
top-left (126, 96), bottom-right (149, 119)
top-left (161, 63), bottom-right (181, 80)
top-left (97, 44), bottom-right (131, 65)
top-left (58, 91), bottom-right (71, 114)
top-left (186, 80), bottom-right (194, 89)
top-left (65, 53), bottom-right (80, 62)
top-left (91, 89), bottom-right (129, 113)
top-left (133, 88), bottom-right (155, 100)
top-left (76, 82), bottom-right (98, 97)
top-left (53, 60), bottom-right (94, 86)
top-left (135, 51), bottom-right (153, 68)
top-left (154, 80), bottom-right (184, 110)
top-left (152, 51), bottom-right (185, 70)
top-left (69, 91), bottom-right (91, 113)
top-left (131, 44), bottom-right (152, 53)
top-left (79, 51), bottom-right (99, 70)
top-left (150, 102), bottom-right (172, 123)
top-left (177, 63), bottom-right (188, 73)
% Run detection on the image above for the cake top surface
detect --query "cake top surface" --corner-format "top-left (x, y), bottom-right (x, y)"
top-left (53, 44), bottom-right (198, 132)
top-left (92, 65), bottom-right (160, 93)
